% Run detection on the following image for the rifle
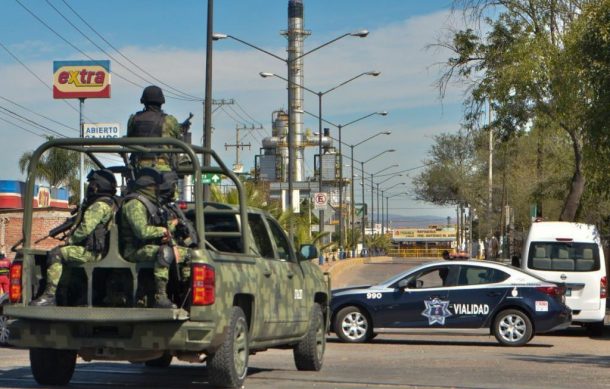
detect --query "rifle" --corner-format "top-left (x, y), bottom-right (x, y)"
top-left (179, 113), bottom-right (194, 144)
top-left (34, 206), bottom-right (79, 244)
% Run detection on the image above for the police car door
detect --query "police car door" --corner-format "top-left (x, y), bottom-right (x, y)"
top-left (379, 265), bottom-right (454, 328)
top-left (265, 216), bottom-right (307, 334)
top-left (448, 265), bottom-right (510, 328)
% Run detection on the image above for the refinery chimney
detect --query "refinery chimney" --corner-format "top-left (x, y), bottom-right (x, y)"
top-left (282, 0), bottom-right (309, 210)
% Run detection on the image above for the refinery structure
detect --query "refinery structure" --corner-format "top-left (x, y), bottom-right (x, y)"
top-left (252, 0), bottom-right (343, 236)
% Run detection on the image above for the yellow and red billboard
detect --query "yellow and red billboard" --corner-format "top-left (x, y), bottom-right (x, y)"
top-left (53, 60), bottom-right (111, 99)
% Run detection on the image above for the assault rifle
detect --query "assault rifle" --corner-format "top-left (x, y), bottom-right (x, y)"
top-left (180, 113), bottom-right (194, 144)
top-left (34, 206), bottom-right (79, 243)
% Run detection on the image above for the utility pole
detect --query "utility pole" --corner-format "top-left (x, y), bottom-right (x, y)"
top-left (225, 124), bottom-right (258, 173)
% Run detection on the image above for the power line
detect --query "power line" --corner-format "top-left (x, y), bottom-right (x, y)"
top-left (0, 105), bottom-right (66, 138)
top-left (45, 0), bottom-right (201, 102)
top-left (0, 115), bottom-right (46, 138)
top-left (0, 40), bottom-right (89, 120)
top-left (234, 100), bottom-right (263, 127)
top-left (0, 95), bottom-right (78, 133)
top-left (59, 0), bottom-right (203, 101)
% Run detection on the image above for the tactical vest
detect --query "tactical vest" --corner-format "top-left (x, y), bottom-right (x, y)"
top-left (128, 110), bottom-right (166, 138)
top-left (76, 196), bottom-right (117, 254)
top-left (122, 193), bottom-right (167, 246)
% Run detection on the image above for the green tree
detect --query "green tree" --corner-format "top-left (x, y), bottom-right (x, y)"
top-left (439, 0), bottom-right (593, 221)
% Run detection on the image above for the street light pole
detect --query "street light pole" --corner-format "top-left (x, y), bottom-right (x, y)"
top-left (261, 71), bottom-right (380, 244)
top-left (359, 149), bottom-right (395, 254)
top-left (214, 29), bottom-right (369, 241)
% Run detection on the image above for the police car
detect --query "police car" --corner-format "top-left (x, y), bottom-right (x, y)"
top-left (330, 261), bottom-right (572, 346)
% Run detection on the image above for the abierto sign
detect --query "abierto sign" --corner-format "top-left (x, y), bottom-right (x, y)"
top-left (83, 123), bottom-right (121, 138)
top-left (53, 60), bottom-right (111, 99)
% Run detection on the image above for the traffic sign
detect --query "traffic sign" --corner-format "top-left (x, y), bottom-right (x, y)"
top-left (355, 203), bottom-right (367, 217)
top-left (202, 173), bottom-right (221, 185)
top-left (313, 192), bottom-right (328, 210)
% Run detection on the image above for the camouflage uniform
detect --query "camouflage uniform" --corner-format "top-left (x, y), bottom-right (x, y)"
top-left (127, 86), bottom-right (182, 172)
top-left (30, 169), bottom-right (117, 307)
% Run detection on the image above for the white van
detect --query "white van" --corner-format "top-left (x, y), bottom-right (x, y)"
top-left (521, 221), bottom-right (607, 332)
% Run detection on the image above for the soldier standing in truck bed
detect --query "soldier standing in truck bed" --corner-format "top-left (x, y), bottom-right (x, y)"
top-left (30, 170), bottom-right (118, 306)
top-left (127, 85), bottom-right (182, 172)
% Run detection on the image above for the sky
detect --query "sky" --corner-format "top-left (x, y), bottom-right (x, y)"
top-left (0, 0), bottom-right (470, 224)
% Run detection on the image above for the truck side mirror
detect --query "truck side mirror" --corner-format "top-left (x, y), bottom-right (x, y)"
top-left (511, 255), bottom-right (521, 267)
top-left (298, 244), bottom-right (318, 261)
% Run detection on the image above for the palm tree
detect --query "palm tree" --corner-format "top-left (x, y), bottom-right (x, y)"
top-left (18, 136), bottom-right (93, 204)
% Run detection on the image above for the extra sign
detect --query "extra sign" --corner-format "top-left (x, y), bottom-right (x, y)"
top-left (53, 60), bottom-right (111, 99)
top-left (83, 123), bottom-right (121, 139)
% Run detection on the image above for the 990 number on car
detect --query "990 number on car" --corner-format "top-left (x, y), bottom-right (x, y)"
top-left (367, 292), bottom-right (382, 299)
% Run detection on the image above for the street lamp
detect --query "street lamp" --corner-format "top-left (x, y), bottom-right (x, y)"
top-left (214, 30), bottom-right (369, 241)
top-left (360, 149), bottom-right (395, 254)
top-left (260, 71), bottom-right (380, 243)
top-left (369, 164), bottom-right (399, 236)
top-left (384, 191), bottom-right (409, 236)
top-left (376, 177), bottom-right (404, 233)
top-left (303, 109), bottom-right (388, 251)
top-left (344, 131), bottom-right (391, 255)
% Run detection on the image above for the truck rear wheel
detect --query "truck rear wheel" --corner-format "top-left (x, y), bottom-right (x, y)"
top-left (293, 303), bottom-right (325, 371)
top-left (208, 306), bottom-right (249, 388)
top-left (30, 348), bottom-right (77, 385)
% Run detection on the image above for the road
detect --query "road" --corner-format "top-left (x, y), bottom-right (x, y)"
top-left (0, 258), bottom-right (608, 389)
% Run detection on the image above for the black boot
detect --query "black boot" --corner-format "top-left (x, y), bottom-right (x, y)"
top-left (154, 279), bottom-right (176, 309)
top-left (29, 291), bottom-right (56, 306)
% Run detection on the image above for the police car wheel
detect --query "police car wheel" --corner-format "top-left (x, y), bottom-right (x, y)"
top-left (492, 309), bottom-right (533, 346)
top-left (208, 306), bottom-right (249, 388)
top-left (30, 348), bottom-right (77, 385)
top-left (334, 306), bottom-right (372, 343)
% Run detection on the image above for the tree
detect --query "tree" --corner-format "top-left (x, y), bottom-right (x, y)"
top-left (439, 0), bottom-right (594, 221)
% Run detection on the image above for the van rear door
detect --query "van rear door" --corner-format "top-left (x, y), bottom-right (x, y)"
top-left (525, 241), bottom-right (603, 313)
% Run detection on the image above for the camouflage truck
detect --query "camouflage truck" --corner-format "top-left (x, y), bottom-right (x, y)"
top-left (5, 138), bottom-right (330, 388)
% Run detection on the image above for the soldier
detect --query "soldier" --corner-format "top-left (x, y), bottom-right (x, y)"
top-left (120, 168), bottom-right (188, 309)
top-left (127, 85), bottom-right (182, 172)
top-left (30, 170), bottom-right (117, 306)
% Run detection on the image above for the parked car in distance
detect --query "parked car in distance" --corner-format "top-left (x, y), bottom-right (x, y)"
top-left (331, 261), bottom-right (572, 346)
top-left (520, 221), bottom-right (607, 335)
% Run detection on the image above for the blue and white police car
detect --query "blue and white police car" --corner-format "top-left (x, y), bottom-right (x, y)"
top-left (330, 261), bottom-right (572, 346)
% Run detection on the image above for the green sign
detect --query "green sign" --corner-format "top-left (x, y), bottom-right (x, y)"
top-left (202, 173), bottom-right (222, 185)
top-left (355, 203), bottom-right (367, 217)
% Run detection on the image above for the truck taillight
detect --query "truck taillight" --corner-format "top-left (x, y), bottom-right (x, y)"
top-left (601, 276), bottom-right (607, 299)
top-left (192, 263), bottom-right (215, 305)
top-left (9, 262), bottom-right (22, 303)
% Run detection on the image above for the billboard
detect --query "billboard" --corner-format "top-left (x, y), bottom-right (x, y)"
top-left (53, 60), bottom-right (111, 99)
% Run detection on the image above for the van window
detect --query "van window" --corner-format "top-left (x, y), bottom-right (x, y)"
top-left (527, 242), bottom-right (600, 272)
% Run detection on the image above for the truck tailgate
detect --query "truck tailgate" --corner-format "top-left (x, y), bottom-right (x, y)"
top-left (5, 306), bottom-right (189, 322)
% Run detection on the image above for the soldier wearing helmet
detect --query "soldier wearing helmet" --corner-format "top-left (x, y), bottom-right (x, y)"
top-left (30, 170), bottom-right (118, 306)
top-left (119, 168), bottom-right (188, 309)
top-left (127, 85), bottom-right (182, 172)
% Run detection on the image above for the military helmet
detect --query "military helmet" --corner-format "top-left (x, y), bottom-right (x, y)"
top-left (86, 169), bottom-right (117, 195)
top-left (140, 85), bottom-right (165, 106)
top-left (133, 167), bottom-right (163, 189)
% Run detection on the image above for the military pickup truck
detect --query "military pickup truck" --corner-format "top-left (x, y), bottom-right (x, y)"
top-left (5, 138), bottom-right (330, 388)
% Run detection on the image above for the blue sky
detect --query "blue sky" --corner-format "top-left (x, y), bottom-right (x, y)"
top-left (0, 0), bottom-right (468, 223)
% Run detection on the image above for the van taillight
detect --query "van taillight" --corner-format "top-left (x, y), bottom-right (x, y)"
top-left (601, 276), bottom-right (607, 299)
top-left (536, 286), bottom-right (563, 296)
top-left (9, 262), bottom-right (22, 303)
top-left (192, 263), bottom-right (215, 305)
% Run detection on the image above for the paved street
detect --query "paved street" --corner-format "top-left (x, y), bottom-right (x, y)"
top-left (1, 257), bottom-right (608, 389)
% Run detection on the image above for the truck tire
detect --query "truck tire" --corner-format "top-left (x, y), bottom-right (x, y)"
top-left (208, 306), bottom-right (249, 388)
top-left (585, 321), bottom-right (606, 337)
top-left (293, 303), bottom-right (325, 371)
top-left (334, 306), bottom-right (372, 343)
top-left (492, 309), bottom-right (533, 346)
top-left (0, 310), bottom-right (9, 346)
top-left (145, 352), bottom-right (172, 368)
top-left (30, 348), bottom-right (77, 385)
